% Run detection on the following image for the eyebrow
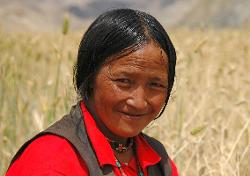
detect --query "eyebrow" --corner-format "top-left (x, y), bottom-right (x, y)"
top-left (111, 70), bottom-right (167, 81)
top-left (151, 77), bottom-right (167, 81)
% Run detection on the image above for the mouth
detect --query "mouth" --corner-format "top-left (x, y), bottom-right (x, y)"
top-left (118, 111), bottom-right (147, 120)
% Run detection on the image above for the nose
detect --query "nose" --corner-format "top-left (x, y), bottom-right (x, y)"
top-left (126, 86), bottom-right (148, 111)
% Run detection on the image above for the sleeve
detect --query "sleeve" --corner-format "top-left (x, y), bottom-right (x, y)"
top-left (169, 159), bottom-right (179, 176)
top-left (5, 135), bottom-right (89, 176)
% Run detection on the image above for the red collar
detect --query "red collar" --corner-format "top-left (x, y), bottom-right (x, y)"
top-left (80, 101), bottom-right (161, 169)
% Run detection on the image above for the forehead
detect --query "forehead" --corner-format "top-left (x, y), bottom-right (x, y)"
top-left (107, 42), bottom-right (168, 72)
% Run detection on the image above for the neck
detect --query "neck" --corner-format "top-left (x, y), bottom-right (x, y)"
top-left (84, 100), bottom-right (128, 145)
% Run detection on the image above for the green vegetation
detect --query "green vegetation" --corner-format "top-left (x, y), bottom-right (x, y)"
top-left (1, 28), bottom-right (249, 175)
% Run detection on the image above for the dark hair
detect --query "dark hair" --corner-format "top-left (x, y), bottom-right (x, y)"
top-left (74, 8), bottom-right (176, 103)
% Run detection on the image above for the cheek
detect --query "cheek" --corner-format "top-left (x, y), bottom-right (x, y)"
top-left (150, 93), bottom-right (166, 111)
top-left (94, 81), bottom-right (123, 106)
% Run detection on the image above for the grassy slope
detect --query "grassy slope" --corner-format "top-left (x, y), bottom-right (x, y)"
top-left (0, 28), bottom-right (249, 175)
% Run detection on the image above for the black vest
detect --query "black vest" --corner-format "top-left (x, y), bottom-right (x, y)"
top-left (8, 104), bottom-right (172, 176)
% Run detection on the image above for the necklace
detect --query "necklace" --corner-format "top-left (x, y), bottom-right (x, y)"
top-left (107, 137), bottom-right (134, 153)
top-left (133, 145), bottom-right (144, 176)
top-left (114, 142), bottom-right (144, 176)
top-left (115, 158), bottom-right (128, 176)
top-left (115, 157), bottom-right (144, 176)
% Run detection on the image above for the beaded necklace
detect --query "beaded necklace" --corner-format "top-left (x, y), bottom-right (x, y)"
top-left (107, 137), bottom-right (134, 153)
top-left (113, 141), bottom-right (144, 176)
top-left (115, 158), bottom-right (128, 176)
top-left (115, 157), bottom-right (144, 176)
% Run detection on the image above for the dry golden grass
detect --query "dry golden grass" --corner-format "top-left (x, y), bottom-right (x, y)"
top-left (0, 28), bottom-right (249, 176)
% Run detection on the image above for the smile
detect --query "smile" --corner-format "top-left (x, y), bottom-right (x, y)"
top-left (118, 111), bottom-right (147, 120)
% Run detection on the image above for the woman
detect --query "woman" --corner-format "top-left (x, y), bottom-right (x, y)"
top-left (6, 8), bottom-right (178, 176)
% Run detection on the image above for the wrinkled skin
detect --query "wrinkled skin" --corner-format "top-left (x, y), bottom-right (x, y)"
top-left (88, 41), bottom-right (169, 141)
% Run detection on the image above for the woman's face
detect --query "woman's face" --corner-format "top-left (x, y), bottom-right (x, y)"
top-left (88, 41), bottom-right (168, 138)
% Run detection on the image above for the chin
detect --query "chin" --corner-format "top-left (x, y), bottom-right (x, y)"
top-left (114, 129), bottom-right (142, 138)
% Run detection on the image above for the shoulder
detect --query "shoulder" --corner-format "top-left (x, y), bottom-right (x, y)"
top-left (169, 159), bottom-right (179, 176)
top-left (21, 134), bottom-right (75, 158)
top-left (140, 133), bottom-right (168, 158)
top-left (6, 134), bottom-right (88, 175)
top-left (141, 133), bottom-right (179, 176)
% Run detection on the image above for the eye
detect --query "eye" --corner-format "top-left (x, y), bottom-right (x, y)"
top-left (113, 78), bottom-right (133, 88)
top-left (115, 78), bottom-right (131, 84)
top-left (149, 82), bottom-right (166, 89)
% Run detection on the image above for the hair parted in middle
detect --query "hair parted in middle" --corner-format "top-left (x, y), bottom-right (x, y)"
top-left (74, 8), bottom-right (176, 103)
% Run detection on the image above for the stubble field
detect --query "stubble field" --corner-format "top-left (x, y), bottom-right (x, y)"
top-left (0, 28), bottom-right (249, 176)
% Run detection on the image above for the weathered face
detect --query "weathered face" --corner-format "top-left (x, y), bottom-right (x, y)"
top-left (88, 41), bottom-right (169, 138)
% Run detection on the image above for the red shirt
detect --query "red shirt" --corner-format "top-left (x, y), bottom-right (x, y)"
top-left (6, 103), bottom-right (178, 176)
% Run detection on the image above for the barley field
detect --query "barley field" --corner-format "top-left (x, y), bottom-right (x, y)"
top-left (0, 27), bottom-right (249, 176)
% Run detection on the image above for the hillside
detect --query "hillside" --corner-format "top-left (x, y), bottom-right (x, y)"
top-left (0, 0), bottom-right (250, 31)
